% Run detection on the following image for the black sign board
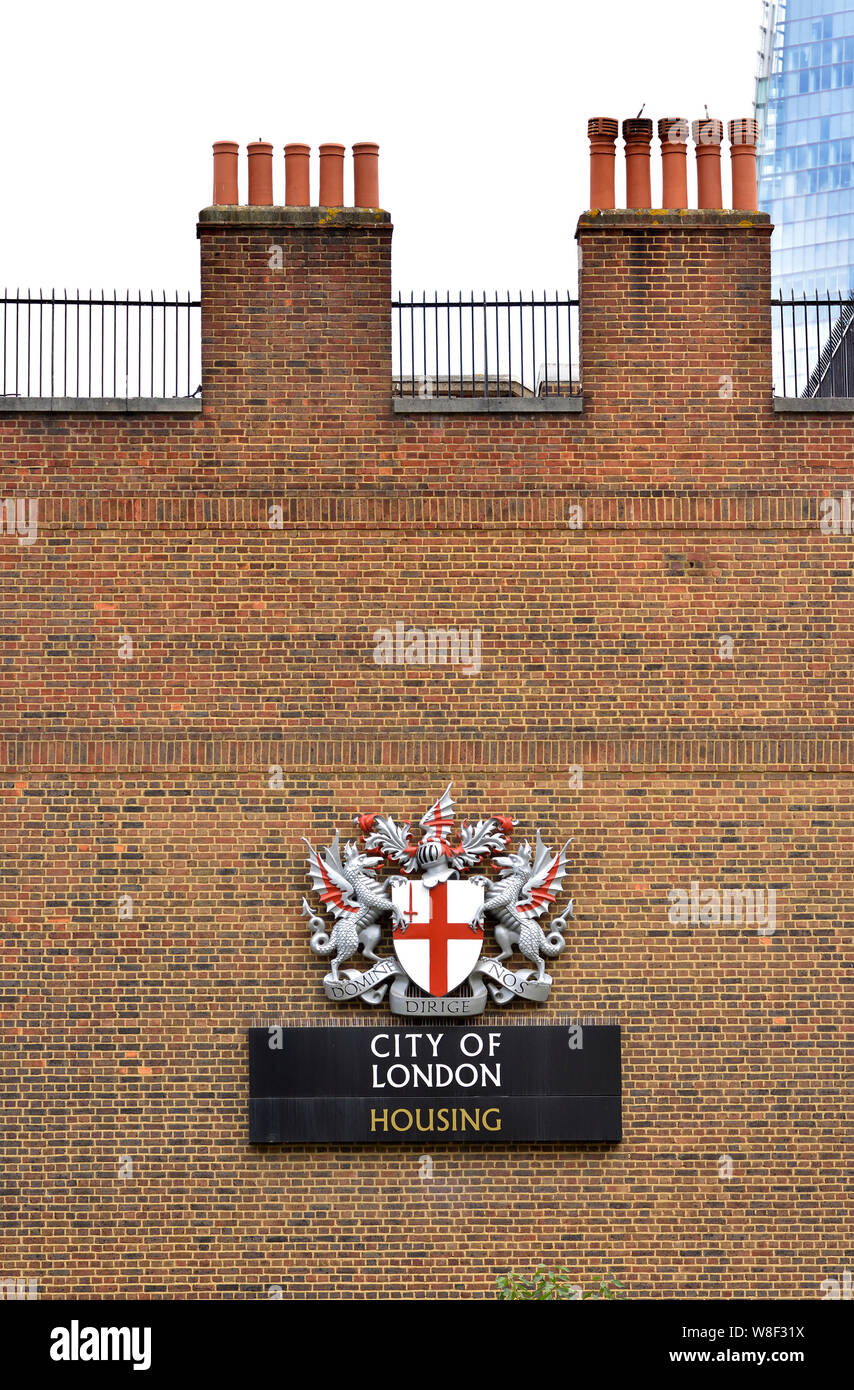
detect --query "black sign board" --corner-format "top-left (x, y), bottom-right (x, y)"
top-left (248, 1024), bottom-right (621, 1143)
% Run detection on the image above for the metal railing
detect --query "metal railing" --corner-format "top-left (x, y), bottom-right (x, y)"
top-left (392, 291), bottom-right (580, 400)
top-left (772, 293), bottom-right (854, 398)
top-left (0, 290), bottom-right (201, 400)
top-left (10, 285), bottom-right (851, 404)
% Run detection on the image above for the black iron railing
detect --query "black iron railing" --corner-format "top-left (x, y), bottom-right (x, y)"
top-left (392, 291), bottom-right (580, 400)
top-left (0, 290), bottom-right (201, 400)
top-left (9, 286), bottom-right (850, 404)
top-left (772, 293), bottom-right (854, 398)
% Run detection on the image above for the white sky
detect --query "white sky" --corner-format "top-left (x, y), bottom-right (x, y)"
top-left (1, 0), bottom-right (760, 296)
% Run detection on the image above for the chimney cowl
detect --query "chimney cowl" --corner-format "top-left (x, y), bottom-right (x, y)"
top-left (658, 117), bottom-right (689, 146)
top-left (622, 118), bottom-right (654, 142)
top-left (588, 117), bottom-right (619, 140)
top-left (692, 118), bottom-right (724, 147)
top-left (729, 118), bottom-right (759, 147)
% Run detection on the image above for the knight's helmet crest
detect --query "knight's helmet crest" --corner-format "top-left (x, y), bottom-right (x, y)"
top-left (415, 784), bottom-right (457, 885)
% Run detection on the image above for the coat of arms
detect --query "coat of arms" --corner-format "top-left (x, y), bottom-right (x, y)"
top-left (302, 786), bottom-right (573, 1016)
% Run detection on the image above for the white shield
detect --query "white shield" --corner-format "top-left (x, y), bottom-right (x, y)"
top-left (391, 876), bottom-right (485, 997)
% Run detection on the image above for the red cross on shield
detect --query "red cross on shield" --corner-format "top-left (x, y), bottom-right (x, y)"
top-left (391, 877), bottom-right (485, 997)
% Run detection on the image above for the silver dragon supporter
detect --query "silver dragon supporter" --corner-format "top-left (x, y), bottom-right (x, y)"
top-left (301, 832), bottom-right (407, 1005)
top-left (301, 785), bottom-right (573, 1016)
top-left (487, 835), bottom-right (574, 979)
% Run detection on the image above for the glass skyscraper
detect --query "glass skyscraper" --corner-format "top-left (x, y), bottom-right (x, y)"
top-left (755, 0), bottom-right (854, 297)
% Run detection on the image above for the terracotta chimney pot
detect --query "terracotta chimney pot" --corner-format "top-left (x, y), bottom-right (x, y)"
top-left (212, 141), bottom-right (239, 206)
top-left (319, 143), bottom-right (345, 207)
top-left (692, 119), bottom-right (724, 210)
top-left (729, 118), bottom-right (759, 211)
top-left (658, 118), bottom-right (689, 209)
top-left (352, 142), bottom-right (379, 208)
top-left (587, 118), bottom-right (619, 209)
top-left (623, 118), bottom-right (654, 209)
top-left (247, 140), bottom-right (274, 206)
top-left (284, 144), bottom-right (311, 206)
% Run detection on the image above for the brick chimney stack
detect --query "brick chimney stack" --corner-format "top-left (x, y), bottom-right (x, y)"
top-left (201, 140), bottom-right (390, 423)
top-left (579, 109), bottom-right (773, 433)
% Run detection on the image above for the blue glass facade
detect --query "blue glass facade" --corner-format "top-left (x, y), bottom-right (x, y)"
top-left (756, 0), bottom-right (854, 296)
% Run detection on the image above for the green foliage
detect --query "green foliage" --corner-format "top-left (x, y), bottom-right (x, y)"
top-left (496, 1267), bottom-right (625, 1301)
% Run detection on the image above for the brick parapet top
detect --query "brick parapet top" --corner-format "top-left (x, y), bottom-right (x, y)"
top-left (197, 206), bottom-right (392, 235)
top-left (576, 209), bottom-right (773, 237)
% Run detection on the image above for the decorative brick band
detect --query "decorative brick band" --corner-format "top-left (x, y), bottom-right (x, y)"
top-left (1, 736), bottom-right (852, 773)
top-left (3, 491), bottom-right (844, 530)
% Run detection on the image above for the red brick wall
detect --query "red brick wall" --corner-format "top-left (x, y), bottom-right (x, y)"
top-left (1, 206), bottom-right (850, 1300)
